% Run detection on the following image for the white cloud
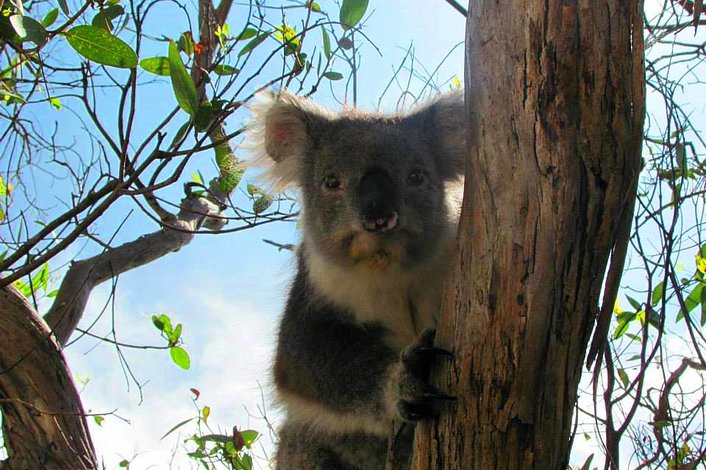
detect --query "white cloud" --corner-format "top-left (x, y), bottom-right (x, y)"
top-left (64, 272), bottom-right (286, 469)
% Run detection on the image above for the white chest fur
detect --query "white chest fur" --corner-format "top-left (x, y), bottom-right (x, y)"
top-left (305, 244), bottom-right (454, 350)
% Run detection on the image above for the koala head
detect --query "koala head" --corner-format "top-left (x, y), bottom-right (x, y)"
top-left (248, 90), bottom-right (466, 271)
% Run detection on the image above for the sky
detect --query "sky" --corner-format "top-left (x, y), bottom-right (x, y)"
top-left (2, 0), bottom-right (705, 469)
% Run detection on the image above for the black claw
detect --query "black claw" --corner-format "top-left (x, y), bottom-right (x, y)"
top-left (399, 401), bottom-right (436, 422)
top-left (422, 392), bottom-right (458, 401)
top-left (417, 346), bottom-right (454, 358)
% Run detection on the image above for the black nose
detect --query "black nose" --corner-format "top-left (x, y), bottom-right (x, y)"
top-left (358, 168), bottom-right (398, 233)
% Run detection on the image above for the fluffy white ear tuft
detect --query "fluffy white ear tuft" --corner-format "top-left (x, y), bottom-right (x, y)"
top-left (245, 90), bottom-right (331, 190)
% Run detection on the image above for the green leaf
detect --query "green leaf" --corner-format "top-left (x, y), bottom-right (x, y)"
top-left (339, 0), bottom-right (369, 30)
top-left (246, 183), bottom-right (264, 196)
top-left (170, 121), bottom-right (191, 149)
top-left (323, 71), bottom-right (343, 81)
top-left (94, 416), bottom-right (105, 426)
top-left (701, 284), bottom-right (706, 326)
top-left (151, 314), bottom-right (165, 331)
top-left (91, 4), bottom-right (123, 32)
top-left (118, 460), bottom-right (129, 468)
top-left (235, 27), bottom-right (257, 41)
top-left (47, 289), bottom-right (58, 298)
top-left (65, 26), bottom-right (138, 68)
top-left (626, 295), bottom-right (641, 311)
top-left (309, 2), bottom-right (322, 13)
top-left (57, 0), bottom-right (70, 16)
top-left (617, 368), bottom-right (629, 388)
top-left (158, 313), bottom-right (173, 334)
top-left (49, 97), bottom-right (61, 110)
top-left (168, 40), bottom-right (199, 116)
top-left (33, 262), bottom-right (49, 291)
top-left (677, 283), bottom-right (704, 322)
top-left (612, 312), bottom-right (635, 339)
top-left (140, 56), bottom-right (171, 76)
top-left (213, 64), bottom-right (239, 76)
top-left (242, 454), bottom-right (253, 470)
top-left (172, 323), bottom-right (182, 342)
top-left (177, 32), bottom-right (194, 56)
top-left (160, 417), bottom-right (195, 440)
top-left (194, 101), bottom-right (213, 132)
top-left (170, 345), bottom-right (191, 369)
top-left (10, 15), bottom-right (48, 46)
top-left (41, 8), bottom-right (59, 27)
top-left (238, 32), bottom-right (269, 57)
top-left (651, 281), bottom-right (664, 306)
top-left (202, 405), bottom-right (210, 422)
top-left (625, 333), bottom-right (642, 342)
top-left (240, 430), bottom-right (259, 446)
top-left (321, 27), bottom-right (331, 59)
top-left (253, 195), bottom-right (273, 214)
top-left (13, 279), bottom-right (31, 297)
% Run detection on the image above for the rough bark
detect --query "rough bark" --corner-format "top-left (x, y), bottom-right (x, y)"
top-left (412, 0), bottom-right (644, 469)
top-left (0, 284), bottom-right (97, 469)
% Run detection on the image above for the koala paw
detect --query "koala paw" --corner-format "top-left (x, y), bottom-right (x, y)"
top-left (395, 329), bottom-right (456, 422)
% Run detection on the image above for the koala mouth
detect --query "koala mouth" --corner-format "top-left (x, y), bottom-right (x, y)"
top-left (346, 229), bottom-right (406, 269)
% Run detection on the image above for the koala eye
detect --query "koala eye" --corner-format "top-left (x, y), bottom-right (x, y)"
top-left (323, 174), bottom-right (342, 191)
top-left (407, 169), bottom-right (426, 186)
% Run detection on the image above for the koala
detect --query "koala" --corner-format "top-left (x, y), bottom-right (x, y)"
top-left (247, 90), bottom-right (466, 469)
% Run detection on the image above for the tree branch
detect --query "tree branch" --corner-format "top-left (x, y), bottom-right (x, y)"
top-left (44, 195), bottom-right (225, 347)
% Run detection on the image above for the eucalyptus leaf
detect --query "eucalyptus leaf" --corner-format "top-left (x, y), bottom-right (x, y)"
top-left (140, 56), bottom-right (171, 76)
top-left (651, 281), bottom-right (664, 306)
top-left (41, 8), bottom-right (59, 27)
top-left (10, 15), bottom-right (48, 46)
top-left (238, 32), bottom-right (269, 57)
top-left (235, 27), bottom-right (257, 41)
top-left (194, 101), bottom-right (213, 132)
top-left (170, 346), bottom-right (191, 370)
top-left (65, 25), bottom-right (137, 68)
top-left (339, 0), bottom-right (369, 30)
top-left (57, 0), bottom-right (70, 15)
top-left (677, 283), bottom-right (704, 321)
top-left (91, 5), bottom-right (124, 32)
top-left (323, 71), bottom-right (343, 81)
top-left (321, 27), bottom-right (331, 59)
top-left (213, 64), bottom-right (239, 76)
top-left (168, 40), bottom-right (199, 116)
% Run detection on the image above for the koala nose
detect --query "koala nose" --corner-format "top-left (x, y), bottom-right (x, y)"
top-left (358, 168), bottom-right (398, 233)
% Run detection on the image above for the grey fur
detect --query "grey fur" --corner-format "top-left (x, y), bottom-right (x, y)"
top-left (248, 91), bottom-right (465, 469)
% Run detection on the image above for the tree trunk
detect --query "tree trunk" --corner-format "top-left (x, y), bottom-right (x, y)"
top-left (413, 0), bottom-right (644, 469)
top-left (0, 284), bottom-right (97, 469)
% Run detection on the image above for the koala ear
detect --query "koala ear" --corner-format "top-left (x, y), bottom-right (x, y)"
top-left (406, 91), bottom-right (467, 181)
top-left (246, 90), bottom-right (331, 189)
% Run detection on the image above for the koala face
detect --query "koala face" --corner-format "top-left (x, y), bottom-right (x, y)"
top-left (248, 91), bottom-right (466, 271)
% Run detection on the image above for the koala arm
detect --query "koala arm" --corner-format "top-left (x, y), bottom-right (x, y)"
top-left (273, 267), bottom-right (399, 437)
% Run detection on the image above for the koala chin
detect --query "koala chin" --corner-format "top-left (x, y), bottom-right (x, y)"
top-left (246, 90), bottom-right (466, 469)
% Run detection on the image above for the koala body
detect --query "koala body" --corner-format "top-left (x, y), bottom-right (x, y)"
top-left (248, 91), bottom-right (465, 469)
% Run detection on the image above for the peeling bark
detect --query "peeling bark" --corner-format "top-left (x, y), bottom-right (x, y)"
top-left (413, 0), bottom-right (644, 468)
